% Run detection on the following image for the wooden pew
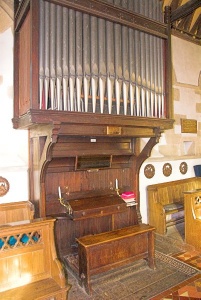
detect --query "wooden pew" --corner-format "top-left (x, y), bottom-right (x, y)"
top-left (184, 189), bottom-right (201, 251)
top-left (147, 177), bottom-right (201, 235)
top-left (77, 224), bottom-right (155, 294)
top-left (0, 218), bottom-right (71, 300)
top-left (0, 201), bottom-right (34, 224)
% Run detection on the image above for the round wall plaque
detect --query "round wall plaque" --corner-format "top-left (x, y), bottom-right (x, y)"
top-left (0, 176), bottom-right (10, 197)
top-left (163, 163), bottom-right (172, 177)
top-left (144, 164), bottom-right (155, 179)
top-left (179, 162), bottom-right (188, 174)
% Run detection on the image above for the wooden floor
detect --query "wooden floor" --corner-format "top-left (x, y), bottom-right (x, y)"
top-left (65, 223), bottom-right (201, 299)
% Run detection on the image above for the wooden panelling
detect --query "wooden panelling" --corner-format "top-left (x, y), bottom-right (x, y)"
top-left (19, 11), bottom-right (30, 116)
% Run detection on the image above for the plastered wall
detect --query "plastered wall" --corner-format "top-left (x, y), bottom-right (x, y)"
top-left (0, 28), bottom-right (29, 203)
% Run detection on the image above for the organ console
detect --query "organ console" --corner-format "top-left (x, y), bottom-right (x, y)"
top-left (38, 132), bottom-right (142, 261)
top-left (55, 191), bottom-right (135, 258)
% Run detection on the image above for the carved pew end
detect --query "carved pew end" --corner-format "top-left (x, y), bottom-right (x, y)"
top-left (0, 218), bottom-right (71, 300)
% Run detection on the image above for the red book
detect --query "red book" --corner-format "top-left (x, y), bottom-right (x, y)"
top-left (121, 191), bottom-right (136, 200)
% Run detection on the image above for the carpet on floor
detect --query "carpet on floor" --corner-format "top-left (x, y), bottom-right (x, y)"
top-left (67, 250), bottom-right (200, 300)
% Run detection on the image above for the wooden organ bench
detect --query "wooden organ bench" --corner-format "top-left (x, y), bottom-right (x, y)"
top-left (0, 218), bottom-right (70, 300)
top-left (77, 224), bottom-right (155, 294)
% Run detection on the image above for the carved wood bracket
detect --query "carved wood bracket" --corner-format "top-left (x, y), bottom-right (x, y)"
top-left (135, 127), bottom-right (161, 172)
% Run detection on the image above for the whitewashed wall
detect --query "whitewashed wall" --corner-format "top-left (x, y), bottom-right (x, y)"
top-left (0, 28), bottom-right (29, 203)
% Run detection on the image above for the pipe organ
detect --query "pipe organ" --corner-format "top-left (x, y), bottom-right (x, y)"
top-left (13, 0), bottom-right (174, 279)
top-left (37, 0), bottom-right (166, 117)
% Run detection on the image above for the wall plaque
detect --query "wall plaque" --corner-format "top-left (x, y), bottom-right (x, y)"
top-left (0, 176), bottom-right (10, 197)
top-left (181, 119), bottom-right (197, 133)
top-left (179, 162), bottom-right (188, 175)
top-left (107, 126), bottom-right (122, 135)
top-left (163, 163), bottom-right (172, 177)
top-left (144, 164), bottom-right (155, 179)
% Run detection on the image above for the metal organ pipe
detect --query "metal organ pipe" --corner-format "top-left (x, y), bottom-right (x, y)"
top-left (158, 0), bottom-right (165, 118)
top-left (139, 1), bottom-right (147, 117)
top-left (106, 3), bottom-right (115, 115)
top-left (44, 1), bottom-right (50, 110)
top-left (75, 10), bottom-right (83, 112)
top-left (128, 1), bottom-right (135, 116)
top-left (91, 15), bottom-right (98, 113)
top-left (148, 0), bottom-right (156, 117)
top-left (83, 13), bottom-right (90, 113)
top-left (114, 21), bottom-right (122, 115)
top-left (56, 5), bottom-right (62, 110)
top-left (62, 6), bottom-right (69, 111)
top-left (149, 33), bottom-right (155, 118)
top-left (122, 0), bottom-right (129, 116)
top-left (38, 0), bottom-right (166, 118)
top-left (39, 0), bottom-right (45, 109)
top-left (69, 9), bottom-right (76, 111)
top-left (106, 21), bottom-right (114, 114)
top-left (144, 0), bottom-right (151, 117)
top-left (98, 18), bottom-right (106, 114)
top-left (50, 3), bottom-right (56, 110)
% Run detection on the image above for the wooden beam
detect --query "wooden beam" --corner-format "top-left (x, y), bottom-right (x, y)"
top-left (171, 0), bottom-right (201, 23)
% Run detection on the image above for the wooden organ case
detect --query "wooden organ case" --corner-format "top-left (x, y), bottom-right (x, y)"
top-left (13, 0), bottom-right (174, 280)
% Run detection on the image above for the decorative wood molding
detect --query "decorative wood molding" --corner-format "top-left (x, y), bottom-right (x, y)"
top-left (47, 0), bottom-right (168, 38)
